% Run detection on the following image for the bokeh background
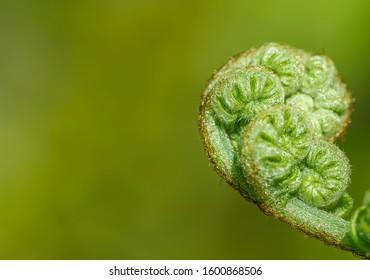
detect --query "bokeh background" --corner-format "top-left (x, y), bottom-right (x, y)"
top-left (0, 0), bottom-right (369, 259)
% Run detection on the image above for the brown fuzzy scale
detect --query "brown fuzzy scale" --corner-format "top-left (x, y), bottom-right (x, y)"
top-left (198, 103), bottom-right (252, 200)
top-left (199, 48), bottom-right (257, 103)
top-left (330, 78), bottom-right (353, 142)
top-left (257, 202), bottom-right (351, 251)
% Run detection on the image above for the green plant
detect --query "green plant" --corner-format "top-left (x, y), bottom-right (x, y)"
top-left (199, 42), bottom-right (370, 258)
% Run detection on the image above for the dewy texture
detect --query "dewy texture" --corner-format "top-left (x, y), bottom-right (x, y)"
top-left (199, 42), bottom-right (370, 258)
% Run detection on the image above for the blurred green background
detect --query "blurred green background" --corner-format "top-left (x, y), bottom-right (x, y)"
top-left (0, 0), bottom-right (369, 259)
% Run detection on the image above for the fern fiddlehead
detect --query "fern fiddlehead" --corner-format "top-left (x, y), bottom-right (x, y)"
top-left (199, 42), bottom-right (369, 258)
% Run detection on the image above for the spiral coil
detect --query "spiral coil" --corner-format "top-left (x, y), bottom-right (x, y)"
top-left (199, 42), bottom-right (369, 258)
